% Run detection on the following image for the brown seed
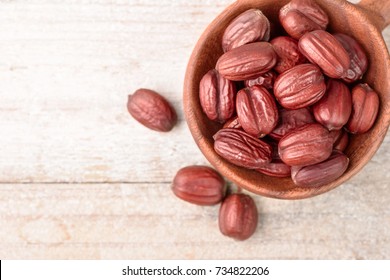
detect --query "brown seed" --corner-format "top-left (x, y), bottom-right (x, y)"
top-left (346, 83), bottom-right (380, 134)
top-left (329, 129), bottom-right (349, 152)
top-left (279, 0), bottom-right (329, 39)
top-left (127, 88), bottom-right (177, 132)
top-left (273, 63), bottom-right (326, 109)
top-left (213, 128), bottom-right (272, 169)
top-left (313, 79), bottom-right (352, 131)
top-left (216, 42), bottom-right (278, 81)
top-left (219, 193), bottom-right (258, 241)
top-left (291, 150), bottom-right (349, 187)
top-left (236, 85), bottom-right (279, 137)
top-left (298, 30), bottom-right (351, 79)
top-left (199, 69), bottom-right (236, 123)
top-left (270, 107), bottom-right (315, 140)
top-left (278, 123), bottom-right (333, 166)
top-left (334, 33), bottom-right (368, 83)
top-left (222, 9), bottom-right (271, 52)
top-left (257, 141), bottom-right (291, 178)
top-left (223, 116), bottom-right (242, 129)
top-left (270, 36), bottom-right (307, 73)
top-left (257, 159), bottom-right (292, 178)
top-left (172, 165), bottom-right (225, 206)
top-left (244, 71), bottom-right (277, 89)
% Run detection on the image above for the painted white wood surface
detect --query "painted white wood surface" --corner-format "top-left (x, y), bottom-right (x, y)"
top-left (0, 0), bottom-right (389, 259)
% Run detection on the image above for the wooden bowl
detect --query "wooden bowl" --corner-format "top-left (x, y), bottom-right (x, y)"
top-left (183, 0), bottom-right (390, 199)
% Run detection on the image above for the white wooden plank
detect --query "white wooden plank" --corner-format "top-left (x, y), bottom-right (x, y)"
top-left (0, 0), bottom-right (233, 182)
top-left (0, 177), bottom-right (389, 259)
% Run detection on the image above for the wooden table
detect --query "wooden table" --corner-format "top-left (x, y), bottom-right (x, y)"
top-left (0, 0), bottom-right (389, 259)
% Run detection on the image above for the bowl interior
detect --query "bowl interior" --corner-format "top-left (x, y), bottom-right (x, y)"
top-left (184, 0), bottom-right (390, 199)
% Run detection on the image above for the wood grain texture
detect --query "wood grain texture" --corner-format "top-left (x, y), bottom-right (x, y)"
top-left (0, 0), bottom-right (389, 259)
top-left (1, 174), bottom-right (390, 259)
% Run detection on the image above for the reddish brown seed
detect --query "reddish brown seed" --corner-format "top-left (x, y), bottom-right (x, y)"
top-left (334, 33), bottom-right (368, 83)
top-left (257, 141), bottom-right (291, 178)
top-left (257, 159), bottom-right (292, 178)
top-left (213, 128), bottom-right (272, 169)
top-left (236, 85), bottom-right (279, 137)
top-left (199, 69), bottom-right (236, 123)
top-left (244, 71), bottom-right (277, 89)
top-left (172, 166), bottom-right (225, 206)
top-left (329, 129), bottom-right (349, 152)
top-left (216, 42), bottom-right (278, 81)
top-left (219, 193), bottom-right (258, 241)
top-left (270, 36), bottom-right (307, 73)
top-left (127, 88), bottom-right (177, 132)
top-left (291, 150), bottom-right (349, 188)
top-left (279, 0), bottom-right (329, 39)
top-left (273, 63), bottom-right (326, 109)
top-left (223, 116), bottom-right (242, 129)
top-left (346, 83), bottom-right (380, 134)
top-left (270, 107), bottom-right (315, 140)
top-left (222, 9), bottom-right (271, 52)
top-left (278, 123), bottom-right (333, 166)
top-left (313, 79), bottom-right (352, 131)
top-left (298, 30), bottom-right (351, 79)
